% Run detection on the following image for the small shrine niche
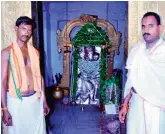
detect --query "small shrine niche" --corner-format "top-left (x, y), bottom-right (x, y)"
top-left (56, 14), bottom-right (122, 107)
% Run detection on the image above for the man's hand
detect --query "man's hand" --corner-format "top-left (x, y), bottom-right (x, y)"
top-left (119, 105), bottom-right (128, 123)
top-left (43, 102), bottom-right (50, 116)
top-left (2, 110), bottom-right (13, 126)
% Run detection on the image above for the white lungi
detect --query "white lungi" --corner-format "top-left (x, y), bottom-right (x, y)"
top-left (7, 91), bottom-right (46, 134)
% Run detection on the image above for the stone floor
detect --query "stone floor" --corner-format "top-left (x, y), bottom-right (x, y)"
top-left (46, 100), bottom-right (126, 134)
top-left (45, 86), bottom-right (126, 134)
top-left (48, 103), bottom-right (101, 134)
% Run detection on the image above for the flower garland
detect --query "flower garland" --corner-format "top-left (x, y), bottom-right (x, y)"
top-left (103, 71), bottom-right (122, 105)
top-left (71, 22), bottom-right (111, 103)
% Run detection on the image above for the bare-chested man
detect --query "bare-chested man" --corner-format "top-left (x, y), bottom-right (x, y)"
top-left (1, 16), bottom-right (50, 134)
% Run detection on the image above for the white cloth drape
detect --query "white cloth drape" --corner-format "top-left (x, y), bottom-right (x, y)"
top-left (127, 93), bottom-right (165, 134)
top-left (7, 91), bottom-right (46, 134)
top-left (124, 38), bottom-right (165, 134)
top-left (125, 38), bottom-right (165, 108)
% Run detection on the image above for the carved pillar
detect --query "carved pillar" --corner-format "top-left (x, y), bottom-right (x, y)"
top-left (106, 32), bottom-right (122, 78)
top-left (60, 52), bottom-right (71, 87)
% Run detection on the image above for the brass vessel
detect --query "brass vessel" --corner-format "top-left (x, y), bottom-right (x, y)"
top-left (53, 86), bottom-right (63, 99)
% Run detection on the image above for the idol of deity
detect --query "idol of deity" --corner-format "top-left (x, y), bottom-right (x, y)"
top-left (75, 46), bottom-right (100, 105)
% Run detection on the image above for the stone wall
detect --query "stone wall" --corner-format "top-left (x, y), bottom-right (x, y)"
top-left (128, 1), bottom-right (165, 48)
top-left (1, 1), bottom-right (31, 50)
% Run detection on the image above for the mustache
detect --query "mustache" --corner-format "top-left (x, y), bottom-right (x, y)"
top-left (22, 35), bottom-right (30, 38)
top-left (143, 33), bottom-right (150, 36)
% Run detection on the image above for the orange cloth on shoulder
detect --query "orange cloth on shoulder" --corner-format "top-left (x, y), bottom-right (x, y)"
top-left (8, 41), bottom-right (41, 99)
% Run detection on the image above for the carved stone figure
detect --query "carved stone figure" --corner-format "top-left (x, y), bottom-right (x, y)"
top-left (75, 46), bottom-right (100, 105)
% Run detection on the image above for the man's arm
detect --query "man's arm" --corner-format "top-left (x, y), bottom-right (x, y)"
top-left (122, 69), bottom-right (132, 105)
top-left (1, 49), bottom-right (12, 126)
top-left (1, 50), bottom-right (8, 110)
top-left (119, 90), bottom-right (132, 123)
top-left (123, 91), bottom-right (132, 105)
top-left (41, 76), bottom-right (46, 101)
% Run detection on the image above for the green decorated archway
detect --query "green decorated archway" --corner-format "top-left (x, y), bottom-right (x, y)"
top-left (71, 22), bottom-right (111, 102)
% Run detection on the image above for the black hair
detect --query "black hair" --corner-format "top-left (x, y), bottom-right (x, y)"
top-left (142, 12), bottom-right (161, 25)
top-left (15, 16), bottom-right (36, 29)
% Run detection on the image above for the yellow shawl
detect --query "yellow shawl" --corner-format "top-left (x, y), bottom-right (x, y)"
top-left (8, 41), bottom-right (41, 99)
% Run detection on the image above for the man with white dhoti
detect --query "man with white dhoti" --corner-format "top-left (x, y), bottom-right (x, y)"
top-left (1, 16), bottom-right (50, 134)
top-left (119, 12), bottom-right (165, 134)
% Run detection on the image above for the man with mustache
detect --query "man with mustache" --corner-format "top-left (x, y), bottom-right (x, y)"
top-left (1, 16), bottom-right (50, 134)
top-left (119, 12), bottom-right (165, 134)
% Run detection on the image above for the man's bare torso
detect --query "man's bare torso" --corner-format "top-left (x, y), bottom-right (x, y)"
top-left (6, 46), bottom-right (35, 95)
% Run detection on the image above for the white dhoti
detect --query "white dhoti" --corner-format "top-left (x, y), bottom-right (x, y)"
top-left (7, 91), bottom-right (46, 134)
top-left (127, 93), bottom-right (165, 134)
